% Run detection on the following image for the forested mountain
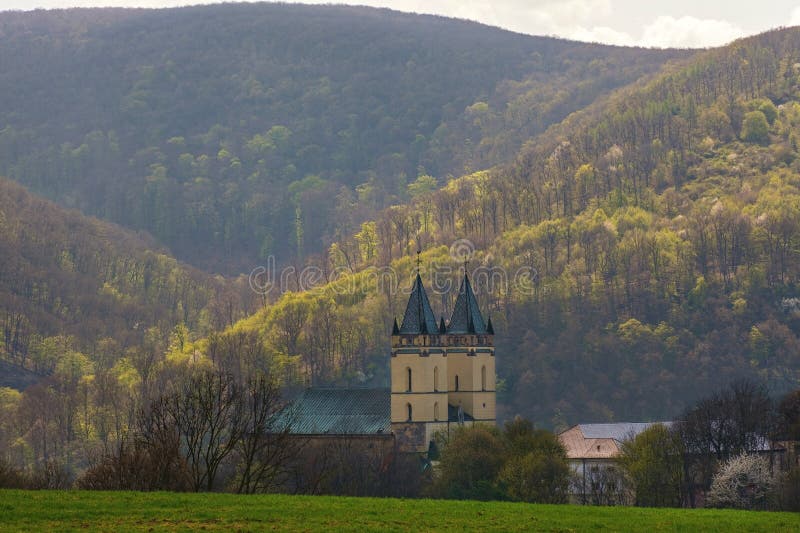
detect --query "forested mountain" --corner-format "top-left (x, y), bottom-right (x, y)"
top-left (0, 178), bottom-right (256, 374)
top-left (0, 3), bottom-right (682, 272)
top-left (208, 27), bottom-right (800, 427)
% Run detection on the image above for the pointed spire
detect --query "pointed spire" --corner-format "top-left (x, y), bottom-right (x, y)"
top-left (447, 272), bottom-right (488, 334)
top-left (486, 316), bottom-right (494, 335)
top-left (399, 273), bottom-right (438, 334)
top-left (439, 316), bottom-right (447, 334)
top-left (392, 317), bottom-right (400, 335)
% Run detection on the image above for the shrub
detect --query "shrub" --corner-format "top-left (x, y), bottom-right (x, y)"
top-left (0, 458), bottom-right (27, 489)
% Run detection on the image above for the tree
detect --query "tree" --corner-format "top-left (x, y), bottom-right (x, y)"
top-left (678, 380), bottom-right (775, 503)
top-left (233, 372), bottom-right (298, 494)
top-left (169, 370), bottom-right (245, 492)
top-left (432, 425), bottom-right (506, 500)
top-left (619, 424), bottom-right (684, 507)
top-left (407, 174), bottom-right (437, 199)
top-left (775, 389), bottom-right (800, 441)
top-left (707, 453), bottom-right (777, 510)
top-left (740, 110), bottom-right (769, 143)
top-left (498, 417), bottom-right (570, 503)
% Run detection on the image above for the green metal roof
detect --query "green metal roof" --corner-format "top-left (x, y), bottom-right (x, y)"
top-left (285, 388), bottom-right (391, 435)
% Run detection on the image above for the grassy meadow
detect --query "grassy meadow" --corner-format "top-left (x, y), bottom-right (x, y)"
top-left (0, 490), bottom-right (798, 531)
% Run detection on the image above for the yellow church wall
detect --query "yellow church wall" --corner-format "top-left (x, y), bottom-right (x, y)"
top-left (447, 391), bottom-right (474, 416)
top-left (446, 352), bottom-right (474, 392)
top-left (446, 351), bottom-right (495, 421)
top-left (468, 391), bottom-right (496, 421)
top-left (391, 392), bottom-right (449, 423)
top-left (390, 352), bottom-right (447, 393)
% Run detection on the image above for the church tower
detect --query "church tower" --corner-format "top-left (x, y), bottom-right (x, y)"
top-left (390, 271), bottom-right (448, 452)
top-left (391, 265), bottom-right (495, 453)
top-left (445, 272), bottom-right (496, 424)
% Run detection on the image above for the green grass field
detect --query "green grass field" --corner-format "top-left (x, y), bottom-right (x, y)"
top-left (0, 490), bottom-right (797, 532)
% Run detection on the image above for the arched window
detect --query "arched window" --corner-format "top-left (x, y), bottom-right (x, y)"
top-left (455, 375), bottom-right (459, 392)
top-left (434, 402), bottom-right (439, 421)
top-left (481, 365), bottom-right (487, 391)
top-left (433, 366), bottom-right (439, 391)
top-left (406, 367), bottom-right (412, 392)
top-left (407, 403), bottom-right (413, 421)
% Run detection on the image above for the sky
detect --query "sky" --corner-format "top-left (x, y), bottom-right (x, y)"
top-left (1, 0), bottom-right (799, 49)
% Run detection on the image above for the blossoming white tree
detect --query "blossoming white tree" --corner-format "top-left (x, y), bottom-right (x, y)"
top-left (707, 453), bottom-right (777, 510)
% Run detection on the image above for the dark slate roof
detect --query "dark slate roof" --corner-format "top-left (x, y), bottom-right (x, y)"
top-left (399, 274), bottom-right (438, 334)
top-left (285, 388), bottom-right (390, 435)
top-left (447, 274), bottom-right (488, 334)
top-left (578, 422), bottom-right (674, 442)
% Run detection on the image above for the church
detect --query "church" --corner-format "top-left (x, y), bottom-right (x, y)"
top-left (286, 268), bottom-right (496, 453)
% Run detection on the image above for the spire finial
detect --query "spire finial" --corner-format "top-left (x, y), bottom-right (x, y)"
top-left (416, 249), bottom-right (422, 271)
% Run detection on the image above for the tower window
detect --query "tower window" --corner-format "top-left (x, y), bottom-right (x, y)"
top-left (434, 366), bottom-right (439, 392)
top-left (407, 403), bottom-right (413, 421)
top-left (455, 375), bottom-right (459, 392)
top-left (481, 365), bottom-right (487, 391)
top-left (407, 367), bottom-right (412, 392)
top-left (434, 402), bottom-right (439, 421)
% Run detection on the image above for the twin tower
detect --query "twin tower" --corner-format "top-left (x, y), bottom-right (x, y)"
top-left (390, 270), bottom-right (496, 452)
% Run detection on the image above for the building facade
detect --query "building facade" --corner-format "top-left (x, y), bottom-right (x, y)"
top-left (390, 272), bottom-right (496, 452)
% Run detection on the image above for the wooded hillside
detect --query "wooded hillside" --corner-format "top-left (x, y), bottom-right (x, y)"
top-left (219, 27), bottom-right (800, 426)
top-left (0, 178), bottom-right (255, 374)
top-left (0, 4), bottom-right (681, 272)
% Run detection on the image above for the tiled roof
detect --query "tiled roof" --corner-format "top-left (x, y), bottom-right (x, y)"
top-left (447, 274), bottom-right (487, 334)
top-left (399, 274), bottom-right (439, 334)
top-left (284, 388), bottom-right (391, 435)
top-left (559, 422), bottom-right (675, 459)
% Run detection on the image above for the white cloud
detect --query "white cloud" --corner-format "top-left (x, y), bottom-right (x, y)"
top-left (790, 6), bottom-right (800, 26)
top-left (638, 15), bottom-right (744, 48)
top-left (568, 25), bottom-right (635, 46)
top-left (437, 1), bottom-right (745, 48)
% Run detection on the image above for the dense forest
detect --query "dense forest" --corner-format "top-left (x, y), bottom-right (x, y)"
top-left (0, 4), bottom-right (682, 272)
top-left (2, 5), bottom-right (800, 483)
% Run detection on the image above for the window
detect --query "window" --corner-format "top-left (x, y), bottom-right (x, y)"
top-left (481, 365), bottom-right (487, 391)
top-left (407, 403), bottom-right (413, 421)
top-left (434, 402), bottom-right (439, 421)
top-left (406, 367), bottom-right (412, 392)
top-left (455, 375), bottom-right (459, 391)
top-left (433, 366), bottom-right (439, 391)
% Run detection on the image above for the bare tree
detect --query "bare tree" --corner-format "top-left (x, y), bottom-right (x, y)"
top-left (169, 370), bottom-right (245, 492)
top-left (677, 379), bottom-right (775, 505)
top-left (234, 372), bottom-right (299, 494)
top-left (135, 395), bottom-right (190, 491)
